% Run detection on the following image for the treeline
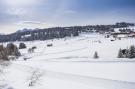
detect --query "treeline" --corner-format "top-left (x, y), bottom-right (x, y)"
top-left (118, 45), bottom-right (135, 58)
top-left (0, 22), bottom-right (134, 42)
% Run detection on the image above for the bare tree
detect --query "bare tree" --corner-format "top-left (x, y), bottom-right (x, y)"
top-left (28, 70), bottom-right (44, 86)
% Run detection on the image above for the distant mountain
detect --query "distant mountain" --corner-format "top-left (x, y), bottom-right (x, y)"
top-left (16, 28), bottom-right (32, 33)
top-left (0, 33), bottom-right (5, 35)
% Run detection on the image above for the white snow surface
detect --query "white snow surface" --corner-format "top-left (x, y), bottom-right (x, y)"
top-left (1, 33), bottom-right (135, 89)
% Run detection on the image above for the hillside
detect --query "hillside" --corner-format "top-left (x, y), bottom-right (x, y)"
top-left (1, 33), bottom-right (135, 89)
top-left (0, 22), bottom-right (134, 42)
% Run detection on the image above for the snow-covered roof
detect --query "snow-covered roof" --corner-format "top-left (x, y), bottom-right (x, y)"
top-left (117, 34), bottom-right (127, 38)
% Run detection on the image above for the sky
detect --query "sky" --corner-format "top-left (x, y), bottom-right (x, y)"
top-left (0, 0), bottom-right (135, 34)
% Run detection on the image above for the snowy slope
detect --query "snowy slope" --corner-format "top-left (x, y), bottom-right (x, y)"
top-left (1, 33), bottom-right (135, 89)
top-left (17, 33), bottom-right (135, 60)
top-left (1, 62), bottom-right (135, 89)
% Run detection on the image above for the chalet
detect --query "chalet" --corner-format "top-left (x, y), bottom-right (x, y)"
top-left (128, 32), bottom-right (135, 37)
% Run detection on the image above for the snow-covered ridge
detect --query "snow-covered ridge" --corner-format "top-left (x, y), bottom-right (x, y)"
top-left (16, 29), bottom-right (32, 33)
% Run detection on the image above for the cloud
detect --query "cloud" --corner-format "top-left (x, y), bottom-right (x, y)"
top-left (19, 21), bottom-right (42, 24)
top-left (0, 0), bottom-right (135, 34)
top-left (6, 8), bottom-right (27, 16)
top-left (63, 10), bottom-right (76, 14)
top-left (2, 0), bottom-right (39, 7)
top-left (0, 0), bottom-right (49, 24)
top-left (16, 21), bottom-right (44, 26)
top-left (0, 12), bottom-right (20, 24)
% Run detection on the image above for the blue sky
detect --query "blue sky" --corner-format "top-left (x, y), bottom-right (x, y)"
top-left (0, 0), bottom-right (135, 33)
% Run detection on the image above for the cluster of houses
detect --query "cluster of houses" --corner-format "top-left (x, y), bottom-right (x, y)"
top-left (105, 28), bottom-right (135, 40)
top-left (111, 32), bottom-right (135, 39)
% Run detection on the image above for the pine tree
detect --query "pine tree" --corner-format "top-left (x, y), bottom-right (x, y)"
top-left (125, 49), bottom-right (129, 58)
top-left (128, 45), bottom-right (135, 58)
top-left (93, 51), bottom-right (99, 59)
top-left (117, 48), bottom-right (123, 58)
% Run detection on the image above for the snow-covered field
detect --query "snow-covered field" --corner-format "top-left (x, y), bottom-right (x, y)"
top-left (1, 33), bottom-right (135, 89)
